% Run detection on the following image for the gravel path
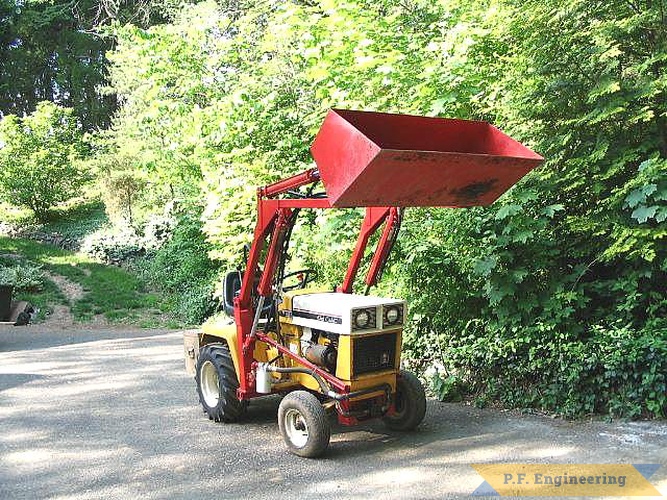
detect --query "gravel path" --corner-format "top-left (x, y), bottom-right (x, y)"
top-left (1, 325), bottom-right (666, 499)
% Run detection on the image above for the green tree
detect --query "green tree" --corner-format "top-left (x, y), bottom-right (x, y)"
top-left (397, 0), bottom-right (667, 418)
top-left (0, 101), bottom-right (90, 221)
top-left (0, 0), bottom-right (197, 130)
top-left (0, 0), bottom-right (115, 130)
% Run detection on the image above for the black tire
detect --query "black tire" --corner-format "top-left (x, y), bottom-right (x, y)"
top-left (278, 391), bottom-right (330, 458)
top-left (383, 370), bottom-right (426, 431)
top-left (195, 343), bottom-right (246, 423)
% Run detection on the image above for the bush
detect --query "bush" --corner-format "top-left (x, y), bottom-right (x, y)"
top-left (142, 212), bottom-right (176, 250)
top-left (0, 262), bottom-right (45, 292)
top-left (79, 207), bottom-right (176, 264)
top-left (0, 102), bottom-right (90, 221)
top-left (138, 208), bottom-right (220, 324)
top-left (93, 153), bottom-right (148, 225)
top-left (80, 226), bottom-right (145, 264)
top-left (408, 318), bottom-right (667, 419)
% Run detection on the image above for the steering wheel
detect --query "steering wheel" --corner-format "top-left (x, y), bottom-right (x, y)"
top-left (281, 269), bottom-right (316, 292)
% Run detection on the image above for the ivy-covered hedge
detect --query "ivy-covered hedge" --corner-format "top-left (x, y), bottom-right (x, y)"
top-left (408, 321), bottom-right (666, 418)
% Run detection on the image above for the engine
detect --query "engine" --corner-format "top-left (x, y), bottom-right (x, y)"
top-left (279, 292), bottom-right (406, 379)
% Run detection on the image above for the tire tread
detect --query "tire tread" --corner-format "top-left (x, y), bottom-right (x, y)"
top-left (196, 343), bottom-right (246, 423)
top-left (383, 370), bottom-right (426, 431)
top-left (278, 391), bottom-right (330, 458)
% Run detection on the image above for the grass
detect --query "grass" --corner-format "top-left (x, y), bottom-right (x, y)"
top-left (0, 236), bottom-right (176, 325)
top-left (12, 276), bottom-right (68, 321)
top-left (1, 199), bottom-right (109, 241)
top-left (38, 200), bottom-right (109, 240)
top-left (0, 202), bottom-right (33, 223)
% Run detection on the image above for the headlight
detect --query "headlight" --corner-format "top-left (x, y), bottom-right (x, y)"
top-left (383, 304), bottom-right (403, 327)
top-left (352, 308), bottom-right (375, 330)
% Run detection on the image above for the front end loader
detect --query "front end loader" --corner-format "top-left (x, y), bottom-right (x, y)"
top-left (183, 109), bottom-right (543, 457)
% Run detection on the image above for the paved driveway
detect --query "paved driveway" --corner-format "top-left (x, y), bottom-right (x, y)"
top-left (1, 326), bottom-right (666, 499)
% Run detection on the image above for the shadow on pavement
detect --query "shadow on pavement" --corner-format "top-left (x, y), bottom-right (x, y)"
top-left (0, 325), bottom-right (174, 353)
top-left (0, 373), bottom-right (45, 392)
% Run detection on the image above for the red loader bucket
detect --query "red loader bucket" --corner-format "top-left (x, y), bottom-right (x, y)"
top-left (310, 109), bottom-right (544, 207)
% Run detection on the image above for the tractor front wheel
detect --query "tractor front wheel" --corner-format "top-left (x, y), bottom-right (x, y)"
top-left (278, 391), bottom-right (331, 458)
top-left (383, 370), bottom-right (426, 431)
top-left (196, 343), bottom-right (246, 423)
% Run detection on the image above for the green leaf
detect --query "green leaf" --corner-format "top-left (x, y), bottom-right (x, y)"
top-left (542, 204), bottom-right (564, 218)
top-left (625, 189), bottom-right (646, 208)
top-left (473, 256), bottom-right (498, 276)
top-left (631, 205), bottom-right (658, 223)
top-left (641, 183), bottom-right (658, 197)
top-left (495, 204), bottom-right (522, 220)
top-left (656, 207), bottom-right (667, 223)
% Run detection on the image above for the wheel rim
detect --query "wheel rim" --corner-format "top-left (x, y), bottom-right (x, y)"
top-left (200, 360), bottom-right (220, 408)
top-left (284, 408), bottom-right (309, 448)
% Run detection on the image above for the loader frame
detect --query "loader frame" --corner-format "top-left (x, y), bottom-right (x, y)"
top-left (233, 167), bottom-right (402, 424)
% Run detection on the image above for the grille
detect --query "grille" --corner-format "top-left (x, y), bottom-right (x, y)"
top-left (352, 332), bottom-right (397, 375)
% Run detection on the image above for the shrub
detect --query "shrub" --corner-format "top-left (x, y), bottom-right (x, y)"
top-left (142, 212), bottom-right (176, 250)
top-left (80, 226), bottom-right (145, 264)
top-left (0, 262), bottom-right (45, 292)
top-left (0, 102), bottom-right (90, 221)
top-left (138, 208), bottom-right (220, 324)
top-left (94, 153), bottom-right (148, 225)
top-left (408, 319), bottom-right (667, 419)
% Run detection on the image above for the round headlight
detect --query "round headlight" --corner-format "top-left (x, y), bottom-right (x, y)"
top-left (385, 306), bottom-right (400, 325)
top-left (353, 309), bottom-right (371, 329)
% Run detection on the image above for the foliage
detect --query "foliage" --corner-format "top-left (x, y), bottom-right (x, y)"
top-left (0, 0), bottom-right (114, 129)
top-left (1, 200), bottom-right (109, 244)
top-left (98, 159), bottom-right (147, 225)
top-left (0, 102), bottom-right (91, 221)
top-left (94, 10), bottom-right (220, 221)
top-left (71, 200), bottom-right (215, 324)
top-left (430, 372), bottom-right (466, 403)
top-left (398, 0), bottom-right (667, 419)
top-left (78, 204), bottom-right (175, 263)
top-left (80, 225), bottom-right (145, 264)
top-left (37, 200), bottom-right (109, 242)
top-left (136, 206), bottom-right (220, 324)
top-left (0, 260), bottom-right (44, 291)
top-left (95, 0), bottom-right (666, 418)
top-left (0, 0), bottom-right (196, 129)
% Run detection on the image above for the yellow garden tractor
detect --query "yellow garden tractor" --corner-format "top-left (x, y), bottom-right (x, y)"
top-left (183, 109), bottom-right (542, 457)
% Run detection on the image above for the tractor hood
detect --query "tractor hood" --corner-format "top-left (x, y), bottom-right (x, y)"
top-left (284, 292), bottom-right (406, 335)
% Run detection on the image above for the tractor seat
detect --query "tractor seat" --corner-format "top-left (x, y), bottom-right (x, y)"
top-left (222, 271), bottom-right (274, 318)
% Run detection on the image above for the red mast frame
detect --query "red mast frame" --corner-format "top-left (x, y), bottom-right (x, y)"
top-left (233, 168), bottom-right (400, 403)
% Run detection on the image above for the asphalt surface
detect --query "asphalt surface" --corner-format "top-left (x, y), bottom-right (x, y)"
top-left (1, 325), bottom-right (666, 499)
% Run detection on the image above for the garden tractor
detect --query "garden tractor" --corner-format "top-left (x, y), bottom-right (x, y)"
top-left (183, 109), bottom-right (543, 457)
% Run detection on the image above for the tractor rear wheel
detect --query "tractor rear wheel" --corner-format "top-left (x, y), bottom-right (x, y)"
top-left (278, 391), bottom-right (330, 458)
top-left (196, 343), bottom-right (246, 423)
top-left (383, 370), bottom-right (426, 431)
